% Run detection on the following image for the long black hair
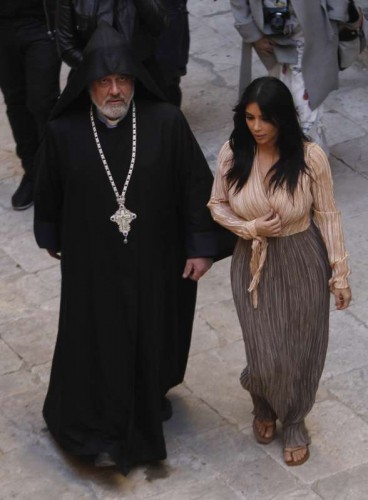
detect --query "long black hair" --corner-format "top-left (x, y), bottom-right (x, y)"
top-left (226, 76), bottom-right (309, 195)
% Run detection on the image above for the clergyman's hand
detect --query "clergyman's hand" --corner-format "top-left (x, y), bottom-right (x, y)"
top-left (47, 249), bottom-right (61, 260)
top-left (182, 258), bottom-right (213, 281)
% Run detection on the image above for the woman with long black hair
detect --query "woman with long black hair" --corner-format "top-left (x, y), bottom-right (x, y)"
top-left (208, 76), bottom-right (351, 466)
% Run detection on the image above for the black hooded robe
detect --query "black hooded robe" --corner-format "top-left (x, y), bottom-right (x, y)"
top-left (34, 24), bottom-right (233, 474)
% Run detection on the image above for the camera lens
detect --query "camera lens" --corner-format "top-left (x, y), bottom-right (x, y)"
top-left (270, 12), bottom-right (285, 33)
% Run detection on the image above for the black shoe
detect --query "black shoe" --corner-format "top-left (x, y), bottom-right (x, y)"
top-left (161, 396), bottom-right (173, 421)
top-left (11, 176), bottom-right (34, 210)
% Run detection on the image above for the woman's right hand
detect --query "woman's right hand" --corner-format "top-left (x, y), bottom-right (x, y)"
top-left (255, 210), bottom-right (281, 237)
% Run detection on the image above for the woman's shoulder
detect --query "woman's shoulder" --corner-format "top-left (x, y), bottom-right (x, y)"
top-left (218, 141), bottom-right (233, 161)
top-left (304, 141), bottom-right (328, 162)
top-left (217, 141), bottom-right (234, 172)
top-left (303, 141), bottom-right (331, 176)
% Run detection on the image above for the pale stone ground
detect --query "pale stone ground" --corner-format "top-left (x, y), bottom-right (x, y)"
top-left (1, 1), bottom-right (368, 499)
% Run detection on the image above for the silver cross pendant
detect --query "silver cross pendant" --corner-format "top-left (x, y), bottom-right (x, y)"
top-left (110, 202), bottom-right (137, 244)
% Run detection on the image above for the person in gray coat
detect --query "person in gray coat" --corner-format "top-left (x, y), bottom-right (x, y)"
top-left (230, 0), bottom-right (366, 151)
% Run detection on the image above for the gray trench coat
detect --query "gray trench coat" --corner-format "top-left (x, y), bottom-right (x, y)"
top-left (230, 0), bottom-right (367, 109)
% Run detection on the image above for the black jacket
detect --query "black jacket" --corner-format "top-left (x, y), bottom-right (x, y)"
top-left (0, 1), bottom-right (56, 32)
top-left (56, 0), bottom-right (167, 67)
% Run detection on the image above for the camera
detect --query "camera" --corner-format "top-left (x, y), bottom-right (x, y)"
top-left (263, 6), bottom-right (290, 34)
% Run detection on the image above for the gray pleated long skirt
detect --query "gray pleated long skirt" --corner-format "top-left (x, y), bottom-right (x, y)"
top-left (231, 224), bottom-right (331, 448)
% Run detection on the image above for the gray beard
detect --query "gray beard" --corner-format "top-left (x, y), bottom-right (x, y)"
top-left (97, 101), bottom-right (130, 120)
top-left (90, 90), bottom-right (134, 122)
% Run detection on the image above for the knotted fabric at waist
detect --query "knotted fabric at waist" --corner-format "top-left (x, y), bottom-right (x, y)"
top-left (248, 221), bottom-right (311, 308)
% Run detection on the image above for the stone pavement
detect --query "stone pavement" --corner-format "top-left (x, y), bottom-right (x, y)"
top-left (1, 1), bottom-right (368, 499)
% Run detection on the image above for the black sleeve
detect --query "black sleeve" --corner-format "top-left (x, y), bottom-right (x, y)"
top-left (174, 110), bottom-right (236, 260)
top-left (134, 0), bottom-right (169, 36)
top-left (55, 0), bottom-right (83, 68)
top-left (34, 124), bottom-right (64, 252)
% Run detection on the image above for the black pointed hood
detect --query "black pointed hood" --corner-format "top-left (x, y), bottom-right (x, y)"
top-left (51, 22), bottom-right (165, 119)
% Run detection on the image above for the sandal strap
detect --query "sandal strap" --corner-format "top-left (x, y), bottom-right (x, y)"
top-left (254, 418), bottom-right (275, 427)
top-left (284, 446), bottom-right (308, 452)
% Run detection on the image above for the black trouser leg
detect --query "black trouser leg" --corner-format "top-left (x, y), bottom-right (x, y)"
top-left (155, 0), bottom-right (189, 107)
top-left (21, 18), bottom-right (61, 141)
top-left (0, 18), bottom-right (60, 181)
top-left (0, 22), bottom-right (39, 177)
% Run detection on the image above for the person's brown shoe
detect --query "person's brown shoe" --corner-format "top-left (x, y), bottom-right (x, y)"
top-left (252, 417), bottom-right (276, 444)
top-left (284, 446), bottom-right (310, 466)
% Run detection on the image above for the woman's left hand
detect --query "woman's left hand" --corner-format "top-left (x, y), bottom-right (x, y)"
top-left (333, 287), bottom-right (352, 310)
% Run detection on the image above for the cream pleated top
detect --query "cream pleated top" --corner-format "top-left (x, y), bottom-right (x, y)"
top-left (207, 141), bottom-right (350, 307)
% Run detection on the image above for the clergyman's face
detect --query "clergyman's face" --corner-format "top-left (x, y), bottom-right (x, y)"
top-left (90, 74), bottom-right (135, 120)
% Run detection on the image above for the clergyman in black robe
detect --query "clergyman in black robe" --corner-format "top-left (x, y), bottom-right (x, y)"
top-left (34, 23), bottom-right (234, 475)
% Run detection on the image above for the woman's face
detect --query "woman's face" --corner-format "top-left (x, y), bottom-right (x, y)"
top-left (245, 102), bottom-right (279, 148)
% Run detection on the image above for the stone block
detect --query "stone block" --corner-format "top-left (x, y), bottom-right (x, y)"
top-left (40, 296), bottom-right (60, 312)
top-left (31, 362), bottom-right (52, 386)
top-left (0, 338), bottom-right (22, 375)
top-left (2, 311), bottom-right (57, 367)
top-left (263, 399), bottom-right (368, 484)
top-left (325, 365), bottom-right (368, 423)
top-left (221, 453), bottom-right (301, 500)
top-left (183, 54), bottom-right (223, 89)
top-left (0, 305), bottom-right (35, 328)
top-left (194, 126), bottom-right (233, 171)
top-left (0, 412), bottom-right (36, 454)
top-left (203, 10), bottom-right (242, 46)
top-left (331, 135), bottom-right (368, 176)
top-left (185, 341), bottom-right (253, 428)
top-left (147, 479), bottom-right (246, 500)
top-left (0, 150), bottom-right (19, 181)
top-left (0, 203), bottom-right (33, 240)
top-left (90, 445), bottom-right (221, 500)
top-left (190, 313), bottom-right (230, 356)
top-left (0, 272), bottom-right (60, 314)
top-left (182, 81), bottom-right (239, 134)
top-left (193, 42), bottom-right (242, 76)
top-left (164, 395), bottom-right (226, 441)
top-left (324, 110), bottom-right (366, 146)
top-left (196, 258), bottom-right (233, 308)
top-left (0, 248), bottom-right (22, 279)
top-left (198, 298), bottom-right (242, 343)
top-left (322, 310), bottom-right (368, 381)
top-left (0, 390), bottom-right (47, 440)
top-left (184, 424), bottom-right (265, 469)
top-left (190, 24), bottom-right (233, 57)
top-left (328, 156), bottom-right (356, 179)
top-left (0, 176), bottom-right (23, 210)
top-left (0, 370), bottom-right (39, 402)
top-left (2, 229), bottom-right (56, 274)
top-left (212, 66), bottom-right (243, 92)
top-left (331, 169), bottom-right (368, 217)
top-left (325, 87), bottom-right (368, 134)
top-left (0, 126), bottom-right (13, 149)
top-left (0, 445), bottom-right (95, 499)
top-left (348, 301), bottom-right (368, 326)
top-left (0, 389), bottom-right (49, 454)
top-left (313, 463), bottom-right (368, 500)
top-left (271, 488), bottom-right (321, 500)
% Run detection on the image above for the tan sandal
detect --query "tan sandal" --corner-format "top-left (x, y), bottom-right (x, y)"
top-left (284, 446), bottom-right (309, 466)
top-left (252, 417), bottom-right (276, 444)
